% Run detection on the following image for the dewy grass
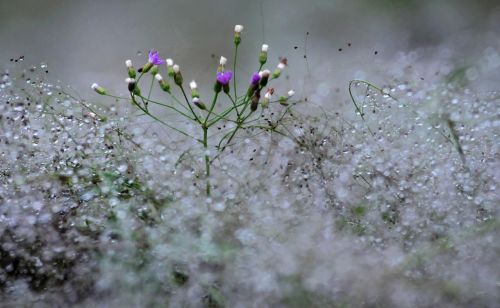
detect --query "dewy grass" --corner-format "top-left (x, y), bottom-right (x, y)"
top-left (348, 79), bottom-right (465, 162)
top-left (93, 24), bottom-right (298, 196)
top-left (1, 19), bottom-right (499, 307)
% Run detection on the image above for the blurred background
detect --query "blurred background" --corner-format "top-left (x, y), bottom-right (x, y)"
top-left (1, 0), bottom-right (499, 96)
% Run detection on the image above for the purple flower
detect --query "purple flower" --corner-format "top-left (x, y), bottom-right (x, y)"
top-left (216, 71), bottom-right (233, 85)
top-left (148, 50), bottom-right (164, 65)
top-left (251, 72), bottom-right (261, 86)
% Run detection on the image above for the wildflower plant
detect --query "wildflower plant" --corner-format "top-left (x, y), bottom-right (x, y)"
top-left (93, 25), bottom-right (298, 196)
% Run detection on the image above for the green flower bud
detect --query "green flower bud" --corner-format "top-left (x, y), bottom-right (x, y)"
top-left (247, 84), bottom-right (257, 97)
top-left (142, 62), bottom-right (153, 73)
top-left (279, 95), bottom-right (289, 106)
top-left (126, 60), bottom-right (136, 78)
top-left (272, 69), bottom-right (281, 79)
top-left (223, 83), bottom-right (230, 94)
top-left (155, 74), bottom-right (171, 93)
top-left (128, 68), bottom-right (136, 78)
top-left (193, 97), bottom-right (206, 110)
top-left (261, 98), bottom-right (269, 109)
top-left (259, 53), bottom-right (267, 65)
top-left (91, 83), bottom-right (107, 95)
top-left (259, 44), bottom-right (269, 65)
top-left (166, 58), bottom-right (175, 77)
top-left (234, 25), bottom-right (243, 46)
top-left (150, 65), bottom-right (158, 75)
top-left (214, 81), bottom-right (222, 93)
top-left (189, 80), bottom-right (199, 98)
top-left (173, 65), bottom-right (183, 86)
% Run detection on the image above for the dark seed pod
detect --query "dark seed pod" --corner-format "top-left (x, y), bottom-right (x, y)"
top-left (251, 91), bottom-right (261, 111)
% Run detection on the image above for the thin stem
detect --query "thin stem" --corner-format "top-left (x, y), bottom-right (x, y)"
top-left (130, 94), bottom-right (197, 141)
top-left (238, 94), bottom-right (253, 116)
top-left (233, 45), bottom-right (238, 99)
top-left (168, 92), bottom-right (195, 114)
top-left (136, 71), bottom-right (145, 84)
top-left (145, 78), bottom-right (154, 110)
top-left (204, 92), bottom-right (219, 125)
top-left (104, 94), bottom-right (129, 100)
top-left (180, 85), bottom-right (201, 123)
top-left (207, 100), bottom-right (247, 127)
top-left (203, 126), bottom-right (211, 196)
top-left (226, 92), bottom-right (240, 118)
top-left (211, 127), bottom-right (239, 163)
top-left (137, 95), bottom-right (196, 121)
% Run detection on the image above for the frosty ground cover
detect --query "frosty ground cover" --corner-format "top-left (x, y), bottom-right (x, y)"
top-left (0, 34), bottom-right (499, 307)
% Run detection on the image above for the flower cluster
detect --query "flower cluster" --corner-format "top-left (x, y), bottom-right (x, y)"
top-left (91, 24), bottom-right (299, 196)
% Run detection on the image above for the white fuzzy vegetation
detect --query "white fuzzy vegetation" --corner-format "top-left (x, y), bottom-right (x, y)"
top-left (0, 38), bottom-right (499, 307)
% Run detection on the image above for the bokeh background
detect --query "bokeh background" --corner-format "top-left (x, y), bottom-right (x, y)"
top-left (1, 0), bottom-right (499, 96)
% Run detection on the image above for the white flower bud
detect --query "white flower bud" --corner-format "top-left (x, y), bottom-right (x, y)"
top-left (125, 59), bottom-right (133, 68)
top-left (125, 77), bottom-right (135, 84)
top-left (234, 25), bottom-right (244, 33)
top-left (173, 64), bottom-right (180, 73)
top-left (155, 74), bottom-right (163, 81)
top-left (219, 56), bottom-right (227, 65)
top-left (193, 97), bottom-right (200, 103)
top-left (277, 62), bottom-right (286, 70)
top-left (91, 83), bottom-right (99, 90)
top-left (264, 92), bottom-right (272, 100)
top-left (261, 44), bottom-right (269, 52)
top-left (262, 69), bottom-right (271, 77)
top-left (287, 90), bottom-right (295, 97)
top-left (166, 58), bottom-right (173, 66)
top-left (189, 80), bottom-right (197, 90)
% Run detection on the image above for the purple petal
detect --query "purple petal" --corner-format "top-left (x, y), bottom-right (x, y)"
top-left (251, 72), bottom-right (261, 85)
top-left (148, 50), bottom-right (165, 65)
top-left (216, 71), bottom-right (233, 85)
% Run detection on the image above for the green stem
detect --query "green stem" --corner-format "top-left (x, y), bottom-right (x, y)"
top-left (130, 94), bottom-right (196, 141)
top-left (137, 95), bottom-right (195, 121)
top-left (233, 45), bottom-right (238, 99)
top-left (203, 126), bottom-right (211, 196)
top-left (207, 100), bottom-right (247, 127)
top-left (204, 92), bottom-right (219, 125)
top-left (145, 78), bottom-right (154, 110)
top-left (180, 85), bottom-right (201, 123)
top-left (104, 94), bottom-right (129, 100)
top-left (226, 93), bottom-right (240, 118)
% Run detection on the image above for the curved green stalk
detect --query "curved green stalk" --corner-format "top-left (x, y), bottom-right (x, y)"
top-left (179, 85), bottom-right (201, 124)
top-left (136, 94), bottom-right (196, 121)
top-left (130, 94), bottom-right (196, 141)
